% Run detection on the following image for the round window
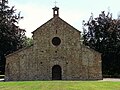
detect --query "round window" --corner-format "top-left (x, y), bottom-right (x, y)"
top-left (52, 37), bottom-right (61, 46)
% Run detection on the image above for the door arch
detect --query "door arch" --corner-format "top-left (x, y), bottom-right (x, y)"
top-left (52, 65), bottom-right (62, 80)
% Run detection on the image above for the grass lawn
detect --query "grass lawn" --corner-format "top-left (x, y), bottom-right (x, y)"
top-left (0, 81), bottom-right (120, 90)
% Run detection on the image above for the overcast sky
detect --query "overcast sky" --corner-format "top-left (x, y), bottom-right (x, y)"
top-left (9, 0), bottom-right (120, 37)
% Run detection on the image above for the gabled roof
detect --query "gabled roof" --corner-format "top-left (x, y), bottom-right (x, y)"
top-left (32, 17), bottom-right (53, 34)
top-left (32, 16), bottom-right (81, 34)
top-left (58, 17), bottom-right (81, 33)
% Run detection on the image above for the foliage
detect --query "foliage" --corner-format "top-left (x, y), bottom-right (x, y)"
top-left (22, 37), bottom-right (33, 47)
top-left (0, 0), bottom-right (26, 74)
top-left (0, 81), bottom-right (120, 90)
top-left (83, 11), bottom-right (120, 76)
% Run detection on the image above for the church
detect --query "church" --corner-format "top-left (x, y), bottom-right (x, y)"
top-left (5, 6), bottom-right (102, 81)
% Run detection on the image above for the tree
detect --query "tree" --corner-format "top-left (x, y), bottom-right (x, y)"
top-left (0, 0), bottom-right (26, 74)
top-left (22, 37), bottom-right (33, 47)
top-left (83, 11), bottom-right (120, 77)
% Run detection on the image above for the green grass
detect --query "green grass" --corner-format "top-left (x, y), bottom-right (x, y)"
top-left (0, 81), bottom-right (120, 90)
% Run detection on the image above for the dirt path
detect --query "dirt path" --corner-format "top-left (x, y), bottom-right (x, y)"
top-left (102, 78), bottom-right (120, 81)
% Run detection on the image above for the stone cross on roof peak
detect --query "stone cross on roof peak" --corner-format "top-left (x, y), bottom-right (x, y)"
top-left (54, 1), bottom-right (57, 7)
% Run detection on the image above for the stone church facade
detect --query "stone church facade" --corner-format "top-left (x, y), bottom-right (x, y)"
top-left (5, 7), bottom-right (102, 81)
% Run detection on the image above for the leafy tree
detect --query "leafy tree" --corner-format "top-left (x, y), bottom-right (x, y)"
top-left (83, 11), bottom-right (120, 77)
top-left (0, 0), bottom-right (26, 74)
top-left (22, 37), bottom-right (33, 47)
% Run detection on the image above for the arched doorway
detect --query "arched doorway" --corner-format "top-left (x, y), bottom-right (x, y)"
top-left (52, 65), bottom-right (62, 80)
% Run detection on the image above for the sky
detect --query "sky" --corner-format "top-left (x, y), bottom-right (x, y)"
top-left (9, 0), bottom-right (120, 37)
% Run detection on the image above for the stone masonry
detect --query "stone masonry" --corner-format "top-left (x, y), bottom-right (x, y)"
top-left (5, 7), bottom-right (102, 81)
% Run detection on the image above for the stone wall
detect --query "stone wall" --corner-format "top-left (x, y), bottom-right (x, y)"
top-left (81, 45), bottom-right (102, 80)
top-left (5, 46), bottom-right (35, 81)
top-left (5, 16), bottom-right (102, 81)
